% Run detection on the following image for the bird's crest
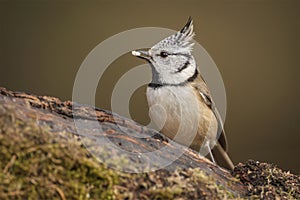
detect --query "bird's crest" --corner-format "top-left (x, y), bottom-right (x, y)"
top-left (153, 17), bottom-right (195, 52)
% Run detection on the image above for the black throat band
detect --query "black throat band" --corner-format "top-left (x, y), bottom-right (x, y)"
top-left (148, 69), bottom-right (199, 89)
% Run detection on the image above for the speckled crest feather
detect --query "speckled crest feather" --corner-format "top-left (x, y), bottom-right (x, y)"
top-left (152, 17), bottom-right (195, 52)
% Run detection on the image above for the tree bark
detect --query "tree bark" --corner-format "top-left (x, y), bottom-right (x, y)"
top-left (4, 86), bottom-right (295, 199)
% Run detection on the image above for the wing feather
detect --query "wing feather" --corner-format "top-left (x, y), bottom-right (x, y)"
top-left (191, 74), bottom-right (228, 151)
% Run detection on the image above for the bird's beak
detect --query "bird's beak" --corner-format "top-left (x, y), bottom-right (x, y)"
top-left (131, 50), bottom-right (151, 61)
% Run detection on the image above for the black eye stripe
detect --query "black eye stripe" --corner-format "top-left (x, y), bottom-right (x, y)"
top-left (155, 52), bottom-right (191, 59)
top-left (172, 53), bottom-right (192, 59)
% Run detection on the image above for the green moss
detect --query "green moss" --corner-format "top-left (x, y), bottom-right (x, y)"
top-left (114, 167), bottom-right (240, 200)
top-left (0, 105), bottom-right (118, 200)
top-left (150, 186), bottom-right (183, 199)
top-left (0, 103), bottom-right (244, 199)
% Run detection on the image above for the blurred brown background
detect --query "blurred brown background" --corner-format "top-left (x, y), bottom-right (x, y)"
top-left (1, 0), bottom-right (299, 174)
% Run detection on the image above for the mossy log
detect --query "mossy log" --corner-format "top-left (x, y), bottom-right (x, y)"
top-left (0, 87), bottom-right (299, 199)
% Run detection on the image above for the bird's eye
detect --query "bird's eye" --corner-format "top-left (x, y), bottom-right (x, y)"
top-left (160, 51), bottom-right (168, 58)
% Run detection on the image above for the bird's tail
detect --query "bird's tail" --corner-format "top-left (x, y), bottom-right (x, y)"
top-left (212, 142), bottom-right (234, 170)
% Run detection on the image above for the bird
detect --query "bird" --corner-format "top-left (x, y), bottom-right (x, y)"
top-left (131, 17), bottom-right (234, 170)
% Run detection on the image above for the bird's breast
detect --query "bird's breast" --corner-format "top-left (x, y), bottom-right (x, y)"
top-left (146, 85), bottom-right (218, 151)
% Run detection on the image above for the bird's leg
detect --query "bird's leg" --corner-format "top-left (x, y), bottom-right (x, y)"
top-left (206, 141), bottom-right (216, 164)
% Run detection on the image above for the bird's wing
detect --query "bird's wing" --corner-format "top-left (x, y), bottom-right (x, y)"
top-left (191, 74), bottom-right (228, 151)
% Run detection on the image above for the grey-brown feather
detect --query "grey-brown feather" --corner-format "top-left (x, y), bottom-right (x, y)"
top-left (191, 75), bottom-right (234, 170)
top-left (191, 75), bottom-right (228, 151)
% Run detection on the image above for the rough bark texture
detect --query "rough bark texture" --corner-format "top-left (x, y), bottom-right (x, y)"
top-left (0, 87), bottom-right (299, 199)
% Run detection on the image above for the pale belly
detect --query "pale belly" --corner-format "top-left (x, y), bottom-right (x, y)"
top-left (147, 86), bottom-right (218, 152)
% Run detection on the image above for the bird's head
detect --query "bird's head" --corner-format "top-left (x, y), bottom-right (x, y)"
top-left (132, 17), bottom-right (197, 85)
